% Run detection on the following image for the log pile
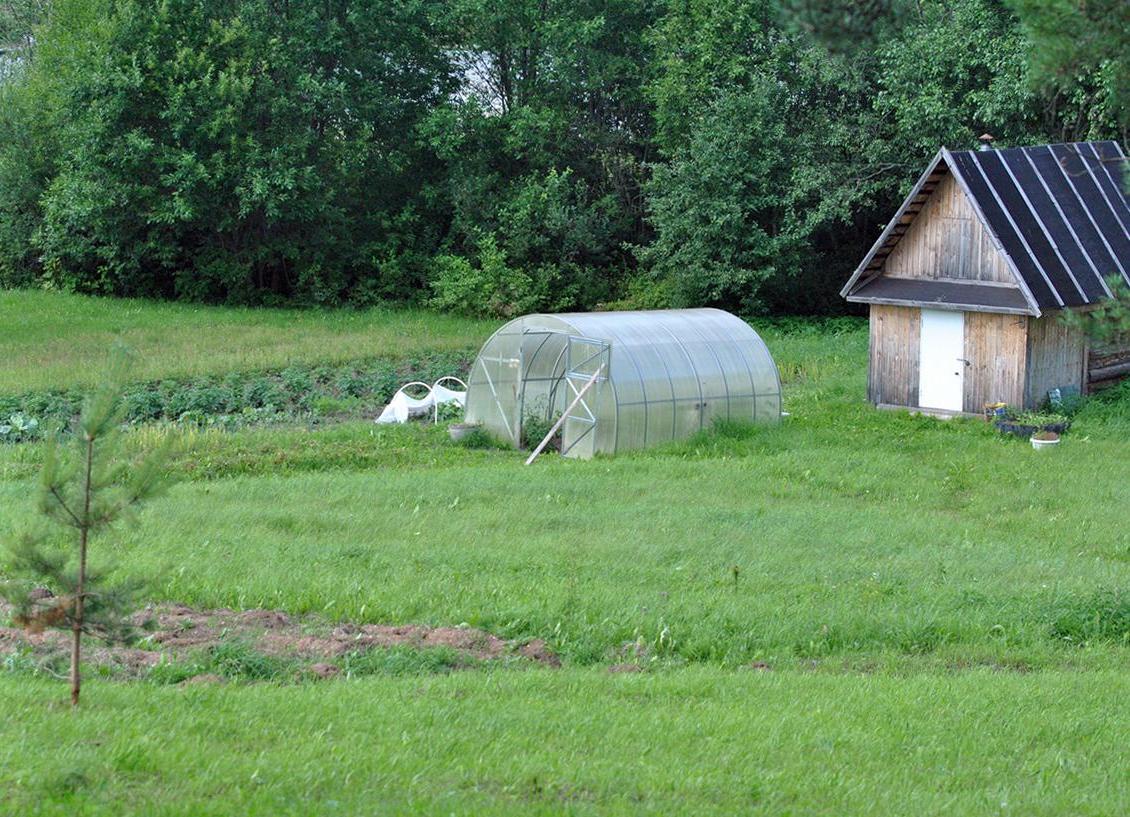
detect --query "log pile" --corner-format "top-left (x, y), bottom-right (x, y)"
top-left (1088, 346), bottom-right (1130, 392)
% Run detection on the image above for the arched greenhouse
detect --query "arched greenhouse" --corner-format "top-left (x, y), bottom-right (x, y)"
top-left (465, 309), bottom-right (781, 458)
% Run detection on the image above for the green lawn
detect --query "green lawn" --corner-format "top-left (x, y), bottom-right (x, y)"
top-left (2, 413), bottom-right (1124, 670)
top-left (0, 289), bottom-right (493, 393)
top-left (0, 290), bottom-right (1127, 816)
top-left (2, 669), bottom-right (1127, 817)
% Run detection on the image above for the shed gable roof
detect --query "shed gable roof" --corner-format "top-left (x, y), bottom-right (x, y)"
top-left (841, 141), bottom-right (1129, 314)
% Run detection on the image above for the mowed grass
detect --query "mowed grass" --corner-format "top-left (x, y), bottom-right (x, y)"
top-left (1, 340), bottom-right (1125, 668)
top-left (7, 408), bottom-right (1121, 669)
top-left (2, 669), bottom-right (1127, 817)
top-left (1, 292), bottom-right (1128, 816)
top-left (0, 289), bottom-right (493, 393)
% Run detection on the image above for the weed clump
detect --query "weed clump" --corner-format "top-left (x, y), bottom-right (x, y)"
top-left (340, 645), bottom-right (471, 677)
top-left (1048, 590), bottom-right (1129, 646)
top-left (149, 641), bottom-right (300, 685)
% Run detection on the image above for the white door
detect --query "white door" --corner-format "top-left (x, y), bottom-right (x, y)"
top-left (918, 309), bottom-right (965, 411)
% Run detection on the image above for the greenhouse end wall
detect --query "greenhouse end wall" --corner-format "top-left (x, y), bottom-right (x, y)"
top-left (465, 309), bottom-right (781, 458)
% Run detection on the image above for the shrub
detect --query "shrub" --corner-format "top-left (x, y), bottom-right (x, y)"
top-left (1, 0), bottom-right (453, 303)
top-left (334, 370), bottom-right (374, 399)
top-left (367, 363), bottom-right (401, 402)
top-left (521, 413), bottom-right (560, 451)
top-left (280, 366), bottom-right (314, 397)
top-left (1048, 590), bottom-right (1130, 645)
top-left (435, 401), bottom-right (464, 423)
top-left (456, 426), bottom-right (508, 450)
top-left (428, 236), bottom-right (537, 318)
top-left (123, 386), bottom-right (166, 422)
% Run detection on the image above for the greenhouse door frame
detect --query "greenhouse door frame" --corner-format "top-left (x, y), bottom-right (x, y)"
top-left (472, 323), bottom-right (524, 447)
top-left (560, 336), bottom-right (610, 458)
top-left (514, 328), bottom-right (568, 447)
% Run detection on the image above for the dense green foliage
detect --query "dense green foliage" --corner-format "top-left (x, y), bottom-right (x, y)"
top-left (1062, 277), bottom-right (1130, 348)
top-left (1010, 0), bottom-right (1129, 137)
top-left (0, 0), bottom-right (1123, 313)
top-left (1, 0), bottom-right (452, 303)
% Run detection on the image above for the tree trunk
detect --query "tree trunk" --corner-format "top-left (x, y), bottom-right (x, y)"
top-left (70, 434), bottom-right (94, 707)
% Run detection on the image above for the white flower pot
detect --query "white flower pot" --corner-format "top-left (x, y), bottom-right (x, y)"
top-left (448, 423), bottom-right (480, 442)
top-left (1030, 436), bottom-right (1060, 450)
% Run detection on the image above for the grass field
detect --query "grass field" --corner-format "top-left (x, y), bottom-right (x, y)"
top-left (1, 290), bottom-right (1127, 816)
top-left (3, 416), bottom-right (1125, 670)
top-left (3, 670), bottom-right (1127, 816)
top-left (0, 289), bottom-right (492, 393)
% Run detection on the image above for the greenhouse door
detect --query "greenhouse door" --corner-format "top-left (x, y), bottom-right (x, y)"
top-left (472, 322), bottom-right (523, 446)
top-left (561, 337), bottom-right (610, 459)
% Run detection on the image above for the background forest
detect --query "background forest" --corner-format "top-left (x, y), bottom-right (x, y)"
top-left (0, 0), bottom-right (1125, 316)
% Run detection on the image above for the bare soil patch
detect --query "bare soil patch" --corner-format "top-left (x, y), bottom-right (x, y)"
top-left (607, 663), bottom-right (644, 674)
top-left (0, 599), bottom-right (559, 678)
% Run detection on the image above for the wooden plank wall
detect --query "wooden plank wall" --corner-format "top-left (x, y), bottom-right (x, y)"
top-left (1026, 315), bottom-right (1085, 406)
top-left (870, 306), bottom-right (1035, 411)
top-left (962, 312), bottom-right (1027, 411)
top-left (884, 173), bottom-right (1017, 285)
top-left (869, 305), bottom-right (920, 406)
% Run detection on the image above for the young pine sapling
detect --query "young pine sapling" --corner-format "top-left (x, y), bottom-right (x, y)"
top-left (1062, 275), bottom-right (1130, 350)
top-left (1, 347), bottom-right (171, 706)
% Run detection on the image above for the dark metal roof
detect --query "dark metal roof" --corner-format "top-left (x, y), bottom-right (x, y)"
top-left (846, 277), bottom-right (1032, 314)
top-left (841, 141), bottom-right (1129, 314)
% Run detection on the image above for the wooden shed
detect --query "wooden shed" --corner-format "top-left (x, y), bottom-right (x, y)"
top-left (841, 140), bottom-right (1130, 413)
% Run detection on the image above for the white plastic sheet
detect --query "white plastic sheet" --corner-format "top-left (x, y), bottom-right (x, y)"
top-left (375, 377), bottom-right (467, 425)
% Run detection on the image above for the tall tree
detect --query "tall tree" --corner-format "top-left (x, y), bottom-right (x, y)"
top-left (426, 0), bottom-right (658, 312)
top-left (1009, 0), bottom-right (1128, 141)
top-left (3, 0), bottom-right (455, 304)
top-left (644, 0), bottom-right (883, 313)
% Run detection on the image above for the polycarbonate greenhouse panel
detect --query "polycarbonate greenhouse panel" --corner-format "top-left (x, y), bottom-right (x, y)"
top-left (465, 309), bottom-right (782, 458)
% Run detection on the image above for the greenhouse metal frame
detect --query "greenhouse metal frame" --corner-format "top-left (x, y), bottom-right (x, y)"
top-left (465, 309), bottom-right (781, 458)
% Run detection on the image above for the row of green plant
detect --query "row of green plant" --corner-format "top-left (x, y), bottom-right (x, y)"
top-left (0, 352), bottom-right (473, 442)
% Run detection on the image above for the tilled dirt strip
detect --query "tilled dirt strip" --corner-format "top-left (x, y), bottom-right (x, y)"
top-left (0, 600), bottom-right (560, 676)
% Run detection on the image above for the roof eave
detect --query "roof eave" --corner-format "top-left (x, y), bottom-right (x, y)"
top-left (846, 294), bottom-right (1038, 316)
top-left (840, 149), bottom-right (947, 299)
